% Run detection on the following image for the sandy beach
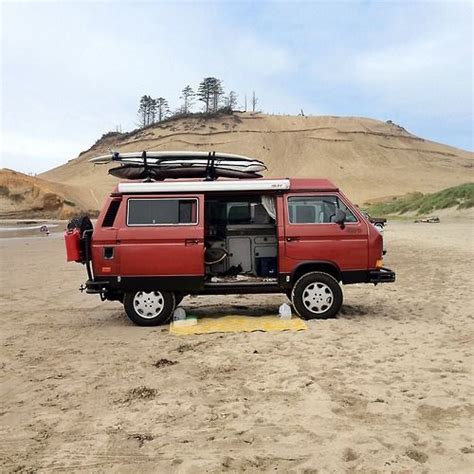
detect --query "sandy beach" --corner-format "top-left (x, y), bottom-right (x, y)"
top-left (0, 219), bottom-right (473, 472)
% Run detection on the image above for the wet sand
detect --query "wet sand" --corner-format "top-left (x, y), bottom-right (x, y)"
top-left (0, 220), bottom-right (473, 472)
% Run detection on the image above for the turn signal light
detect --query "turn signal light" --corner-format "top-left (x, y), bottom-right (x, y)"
top-left (376, 259), bottom-right (384, 268)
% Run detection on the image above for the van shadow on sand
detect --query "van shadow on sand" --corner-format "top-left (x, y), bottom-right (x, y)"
top-left (105, 301), bottom-right (373, 326)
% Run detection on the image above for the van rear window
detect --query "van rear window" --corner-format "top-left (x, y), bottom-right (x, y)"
top-left (127, 198), bottom-right (197, 226)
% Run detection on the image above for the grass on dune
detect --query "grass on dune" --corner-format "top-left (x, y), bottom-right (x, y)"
top-left (366, 183), bottom-right (474, 217)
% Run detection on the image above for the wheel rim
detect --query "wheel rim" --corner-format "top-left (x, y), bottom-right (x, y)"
top-left (302, 282), bottom-right (334, 314)
top-left (133, 291), bottom-right (165, 319)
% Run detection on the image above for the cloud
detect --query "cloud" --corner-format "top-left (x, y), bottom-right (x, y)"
top-left (1, 0), bottom-right (472, 175)
top-left (231, 36), bottom-right (295, 78)
top-left (1, 129), bottom-right (86, 174)
top-left (350, 32), bottom-right (472, 118)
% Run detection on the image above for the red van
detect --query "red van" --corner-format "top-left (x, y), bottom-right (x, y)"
top-left (66, 177), bottom-right (395, 325)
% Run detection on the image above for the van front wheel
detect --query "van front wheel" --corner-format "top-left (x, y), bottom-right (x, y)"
top-left (124, 290), bottom-right (175, 326)
top-left (291, 272), bottom-right (342, 320)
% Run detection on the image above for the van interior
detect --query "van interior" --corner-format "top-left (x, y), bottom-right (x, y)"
top-left (204, 195), bottom-right (277, 283)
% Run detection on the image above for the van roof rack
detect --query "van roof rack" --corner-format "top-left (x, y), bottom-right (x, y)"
top-left (89, 150), bottom-right (267, 181)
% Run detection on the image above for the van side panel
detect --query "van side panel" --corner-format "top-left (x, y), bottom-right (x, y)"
top-left (91, 197), bottom-right (120, 277)
top-left (279, 192), bottom-right (369, 276)
top-left (114, 194), bottom-right (204, 279)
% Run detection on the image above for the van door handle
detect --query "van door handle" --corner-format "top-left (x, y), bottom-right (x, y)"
top-left (286, 237), bottom-right (300, 242)
top-left (185, 239), bottom-right (200, 246)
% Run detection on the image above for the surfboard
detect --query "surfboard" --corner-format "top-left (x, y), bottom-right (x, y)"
top-left (89, 151), bottom-right (267, 180)
top-left (89, 151), bottom-right (263, 165)
top-left (101, 158), bottom-right (266, 173)
top-left (109, 164), bottom-right (263, 180)
top-left (91, 150), bottom-right (267, 180)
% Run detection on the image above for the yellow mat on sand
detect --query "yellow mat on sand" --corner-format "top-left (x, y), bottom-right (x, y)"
top-left (169, 315), bottom-right (307, 335)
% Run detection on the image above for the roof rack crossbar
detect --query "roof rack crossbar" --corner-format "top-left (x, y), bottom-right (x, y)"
top-left (142, 150), bottom-right (153, 182)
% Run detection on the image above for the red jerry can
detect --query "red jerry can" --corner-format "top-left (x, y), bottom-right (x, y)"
top-left (64, 228), bottom-right (82, 262)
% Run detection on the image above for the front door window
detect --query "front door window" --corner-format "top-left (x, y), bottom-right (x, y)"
top-left (288, 196), bottom-right (357, 224)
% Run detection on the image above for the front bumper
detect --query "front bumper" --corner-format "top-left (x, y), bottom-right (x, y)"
top-left (369, 267), bottom-right (396, 284)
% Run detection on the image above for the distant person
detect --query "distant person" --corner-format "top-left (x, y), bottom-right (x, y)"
top-left (40, 225), bottom-right (50, 236)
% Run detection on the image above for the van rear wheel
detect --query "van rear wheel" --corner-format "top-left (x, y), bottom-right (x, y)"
top-left (291, 272), bottom-right (342, 320)
top-left (124, 290), bottom-right (175, 326)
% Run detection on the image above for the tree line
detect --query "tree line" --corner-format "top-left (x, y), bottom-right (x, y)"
top-left (137, 77), bottom-right (259, 127)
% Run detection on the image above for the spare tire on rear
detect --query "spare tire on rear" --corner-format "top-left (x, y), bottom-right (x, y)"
top-left (67, 215), bottom-right (93, 236)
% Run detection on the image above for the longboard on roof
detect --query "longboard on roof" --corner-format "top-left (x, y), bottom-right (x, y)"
top-left (89, 151), bottom-right (267, 180)
top-left (90, 151), bottom-right (264, 165)
top-left (109, 164), bottom-right (263, 180)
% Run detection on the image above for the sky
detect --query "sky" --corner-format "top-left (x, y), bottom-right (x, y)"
top-left (1, 0), bottom-right (472, 174)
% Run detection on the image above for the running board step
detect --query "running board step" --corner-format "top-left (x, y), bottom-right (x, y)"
top-left (205, 280), bottom-right (278, 287)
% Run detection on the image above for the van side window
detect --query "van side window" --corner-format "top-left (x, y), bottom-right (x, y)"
top-left (102, 200), bottom-right (121, 227)
top-left (127, 198), bottom-right (198, 226)
top-left (288, 196), bottom-right (357, 224)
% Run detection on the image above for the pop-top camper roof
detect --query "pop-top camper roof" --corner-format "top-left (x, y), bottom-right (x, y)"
top-left (116, 178), bottom-right (338, 194)
top-left (118, 179), bottom-right (290, 194)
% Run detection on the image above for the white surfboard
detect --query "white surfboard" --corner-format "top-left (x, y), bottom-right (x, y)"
top-left (105, 158), bottom-right (266, 173)
top-left (89, 151), bottom-right (263, 165)
top-left (90, 151), bottom-right (267, 180)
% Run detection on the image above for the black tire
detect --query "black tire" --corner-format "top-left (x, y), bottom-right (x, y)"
top-left (67, 215), bottom-right (93, 236)
top-left (123, 290), bottom-right (175, 326)
top-left (291, 272), bottom-right (343, 320)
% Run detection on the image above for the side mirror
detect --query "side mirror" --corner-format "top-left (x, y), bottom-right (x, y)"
top-left (334, 209), bottom-right (346, 228)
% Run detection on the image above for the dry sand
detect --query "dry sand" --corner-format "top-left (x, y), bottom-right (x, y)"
top-left (0, 220), bottom-right (473, 472)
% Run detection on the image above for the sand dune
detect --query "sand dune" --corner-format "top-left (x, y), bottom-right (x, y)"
top-left (40, 113), bottom-right (473, 212)
top-left (0, 169), bottom-right (93, 219)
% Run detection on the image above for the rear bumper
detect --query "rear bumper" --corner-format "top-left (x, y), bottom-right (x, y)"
top-left (84, 279), bottom-right (110, 294)
top-left (369, 267), bottom-right (396, 284)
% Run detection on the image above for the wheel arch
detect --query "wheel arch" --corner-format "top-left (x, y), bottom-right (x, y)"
top-left (290, 261), bottom-right (342, 285)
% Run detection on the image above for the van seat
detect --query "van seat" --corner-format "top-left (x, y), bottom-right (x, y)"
top-left (254, 204), bottom-right (271, 224)
top-left (295, 206), bottom-right (315, 223)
